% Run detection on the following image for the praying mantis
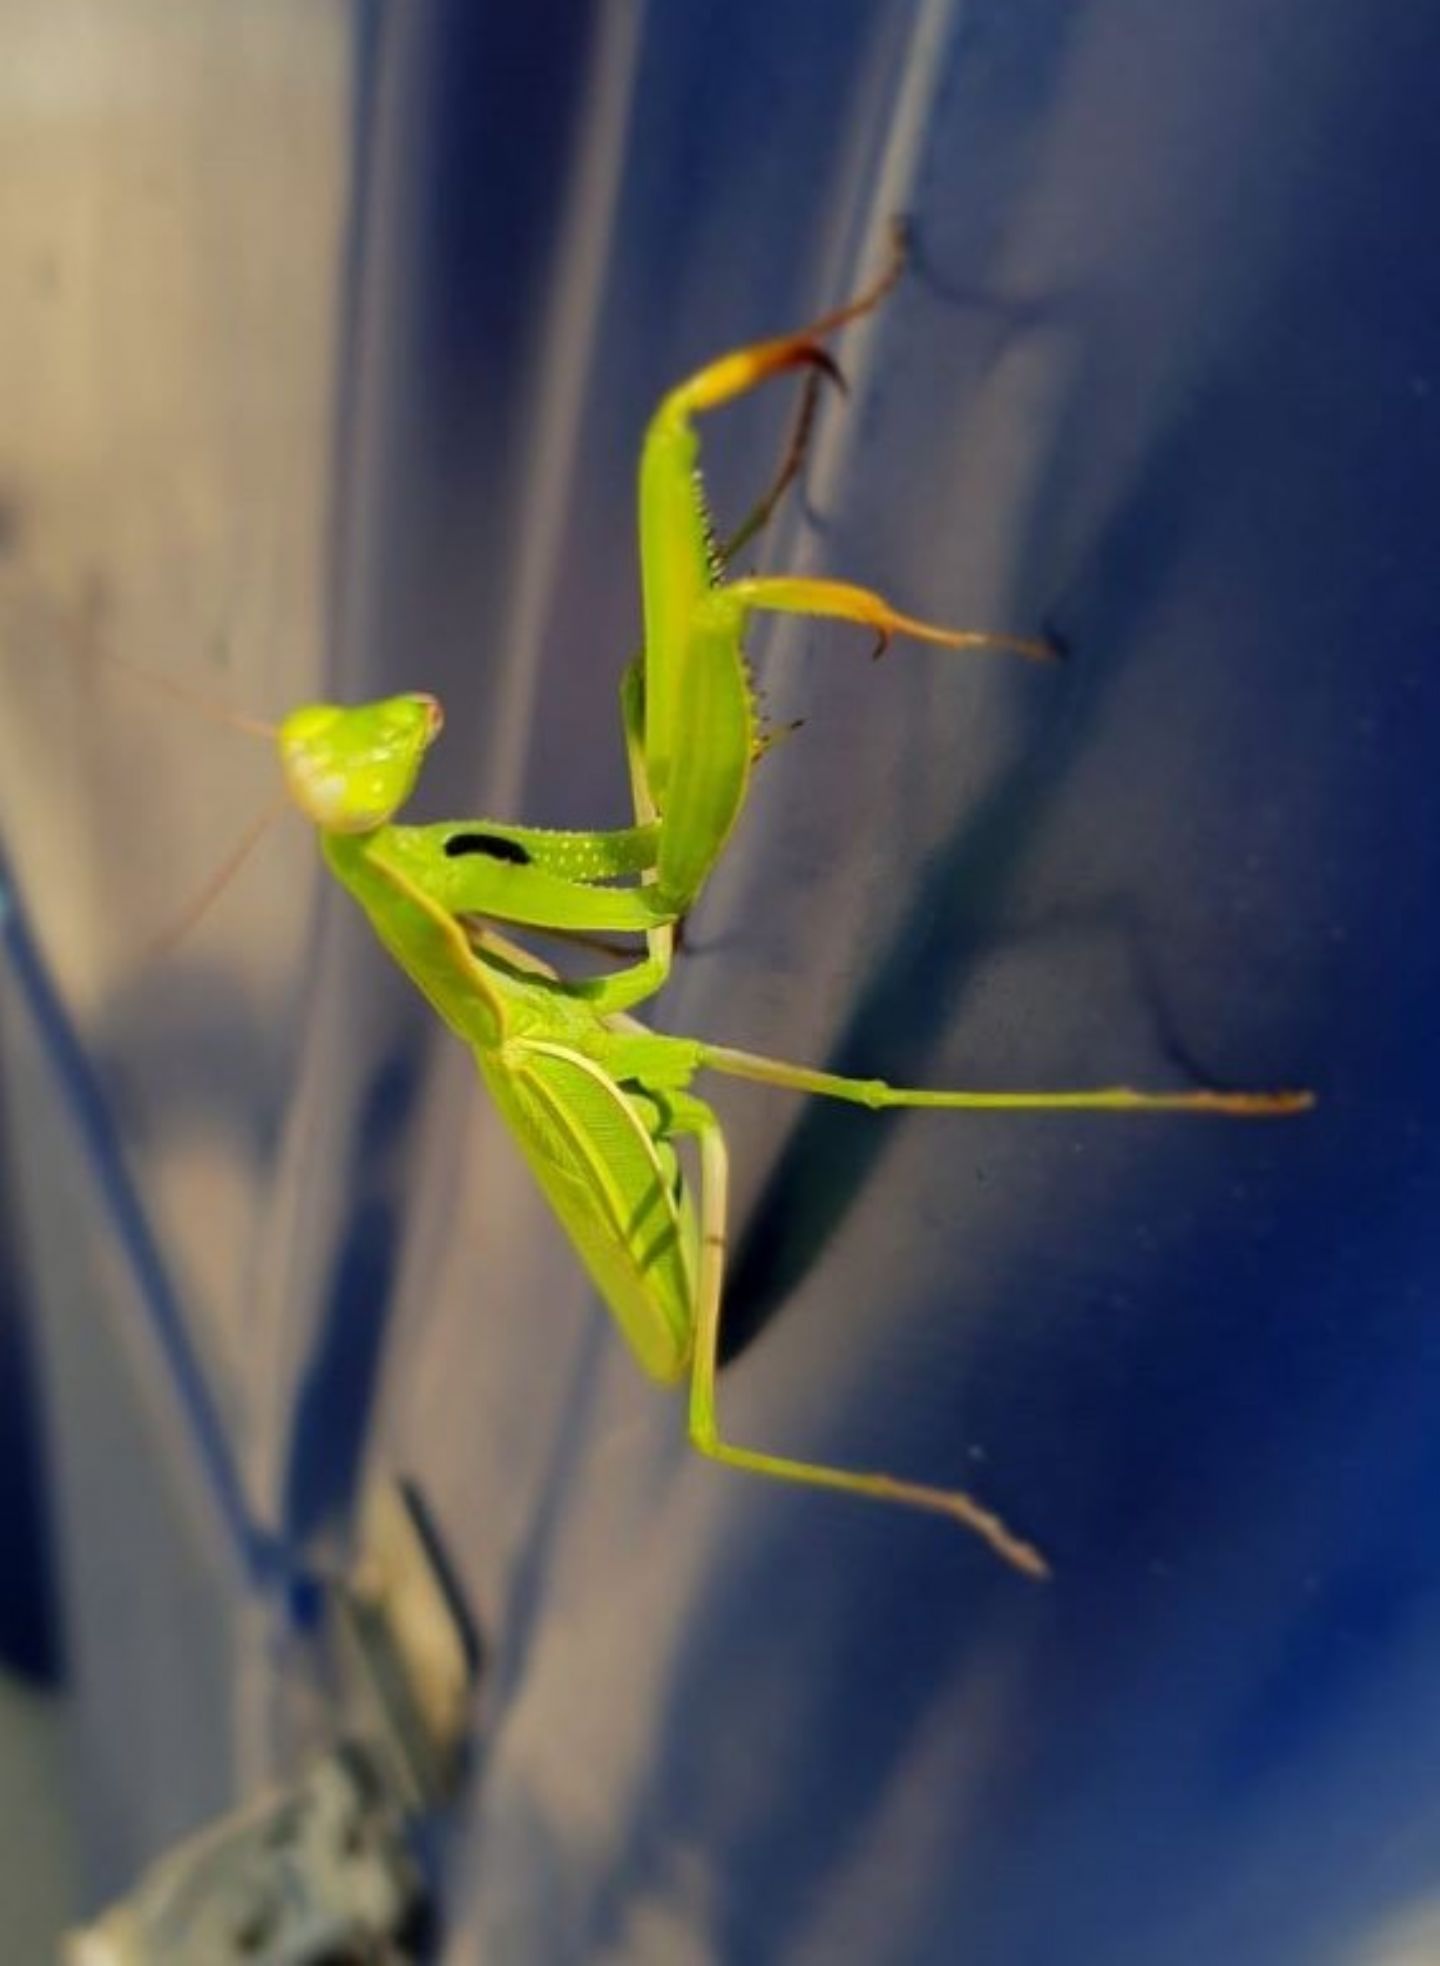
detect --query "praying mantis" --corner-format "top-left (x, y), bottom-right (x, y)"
top-left (273, 234), bottom-right (1310, 1577)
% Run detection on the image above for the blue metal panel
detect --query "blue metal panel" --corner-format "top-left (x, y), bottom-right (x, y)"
top-left (4, 0), bottom-right (1438, 1958)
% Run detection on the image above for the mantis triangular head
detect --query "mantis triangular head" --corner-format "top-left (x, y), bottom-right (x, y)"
top-left (278, 693), bottom-right (444, 834)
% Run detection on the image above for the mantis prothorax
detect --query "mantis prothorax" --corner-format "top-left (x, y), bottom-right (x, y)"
top-left (263, 242), bottom-right (1311, 1577)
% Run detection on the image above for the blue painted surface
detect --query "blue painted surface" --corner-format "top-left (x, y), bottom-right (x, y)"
top-left (7, 0), bottom-right (1440, 1957)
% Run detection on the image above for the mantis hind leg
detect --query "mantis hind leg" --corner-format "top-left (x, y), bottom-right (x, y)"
top-left (671, 1100), bottom-right (1050, 1577)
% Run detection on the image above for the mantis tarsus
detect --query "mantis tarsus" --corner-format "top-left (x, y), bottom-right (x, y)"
top-left (271, 237), bottom-right (1310, 1577)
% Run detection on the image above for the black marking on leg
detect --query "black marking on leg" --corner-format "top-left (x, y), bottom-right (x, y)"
top-left (444, 832), bottom-right (532, 865)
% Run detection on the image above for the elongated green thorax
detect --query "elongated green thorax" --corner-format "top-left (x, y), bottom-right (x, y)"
top-left (321, 828), bottom-right (509, 1054)
top-left (279, 690), bottom-right (509, 1049)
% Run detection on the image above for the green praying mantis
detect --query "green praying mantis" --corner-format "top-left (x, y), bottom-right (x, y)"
top-left (266, 236), bottom-right (1310, 1579)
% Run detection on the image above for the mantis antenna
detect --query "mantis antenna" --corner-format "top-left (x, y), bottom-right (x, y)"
top-left (93, 647), bottom-right (278, 740)
top-left (79, 646), bottom-right (288, 960)
top-left (137, 790), bottom-right (291, 967)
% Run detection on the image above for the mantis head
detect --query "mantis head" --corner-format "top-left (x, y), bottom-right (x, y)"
top-left (278, 693), bottom-right (444, 833)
